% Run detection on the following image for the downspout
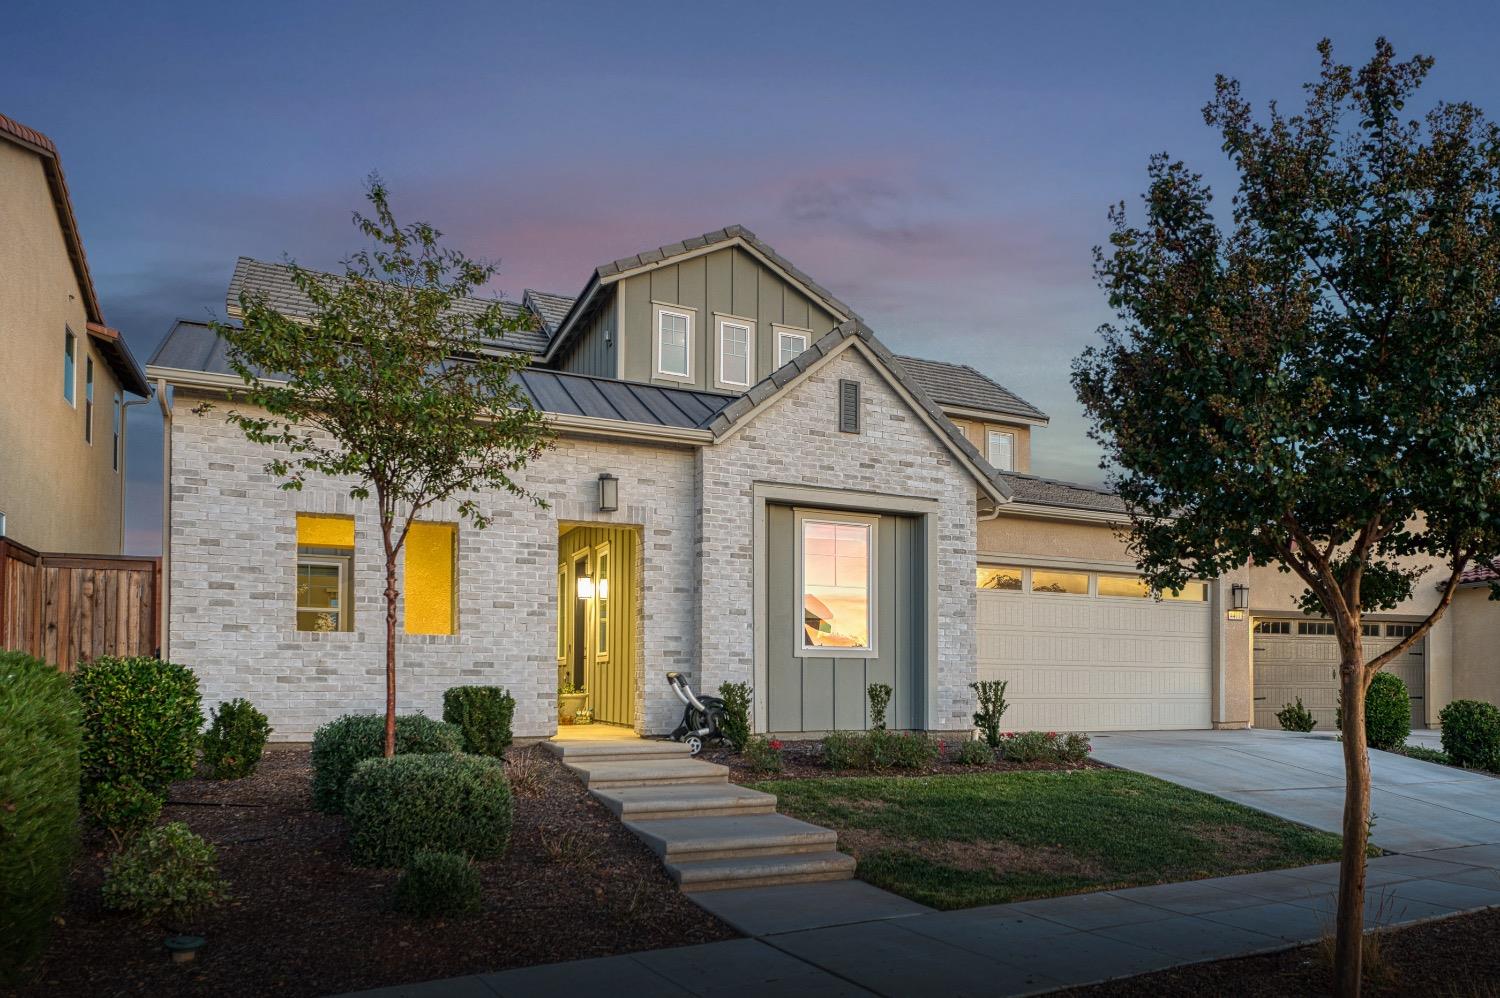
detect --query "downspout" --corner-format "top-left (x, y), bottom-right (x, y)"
top-left (156, 379), bottom-right (172, 660)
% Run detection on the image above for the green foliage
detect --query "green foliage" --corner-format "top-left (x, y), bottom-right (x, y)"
top-left (101, 822), bottom-right (226, 923)
top-left (742, 736), bottom-right (785, 774)
top-left (74, 656), bottom-right (201, 795)
top-left (970, 681), bottom-right (1010, 749)
top-left (200, 699), bottom-right (272, 780)
top-left (310, 713), bottom-right (462, 813)
top-left (84, 777), bottom-right (163, 846)
top-left (344, 753), bottom-right (513, 868)
top-left (1439, 700), bottom-right (1500, 772)
top-left (1276, 697), bottom-right (1318, 733)
top-left (393, 850), bottom-right (483, 918)
top-left (818, 730), bottom-right (939, 770)
top-left (1338, 673), bottom-right (1412, 751)
top-left (1400, 744), bottom-right (1452, 766)
top-left (0, 651), bottom-right (80, 981)
top-left (949, 738), bottom-right (997, 766)
top-left (442, 686), bottom-right (515, 757)
top-left (999, 731), bottom-right (1092, 764)
top-left (821, 730), bottom-right (865, 770)
top-left (717, 682), bottom-right (752, 753)
top-left (866, 683), bottom-right (893, 730)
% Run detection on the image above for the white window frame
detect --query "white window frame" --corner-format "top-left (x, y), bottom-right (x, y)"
top-left (794, 510), bottom-right (878, 658)
top-left (63, 328), bottom-right (77, 407)
top-left (714, 314), bottom-right (755, 390)
top-left (594, 541), bottom-right (611, 662)
top-left (296, 553), bottom-right (352, 633)
top-left (774, 326), bottom-right (810, 368)
top-left (653, 303), bottom-right (695, 382)
top-left (986, 428), bottom-right (1016, 472)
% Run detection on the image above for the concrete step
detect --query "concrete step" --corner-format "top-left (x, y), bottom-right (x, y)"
top-left (542, 738), bottom-right (694, 763)
top-left (592, 784), bottom-right (778, 822)
top-left (626, 813), bottom-right (837, 863)
top-left (668, 850), bottom-right (857, 893)
top-left (564, 757), bottom-right (728, 790)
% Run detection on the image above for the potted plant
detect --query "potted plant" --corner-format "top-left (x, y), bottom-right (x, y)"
top-left (558, 681), bottom-right (588, 724)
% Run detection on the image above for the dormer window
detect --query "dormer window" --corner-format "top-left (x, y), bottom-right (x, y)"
top-left (776, 328), bottom-right (809, 367)
top-left (654, 304), bottom-right (693, 382)
top-left (716, 316), bottom-right (754, 389)
top-left (986, 429), bottom-right (1015, 472)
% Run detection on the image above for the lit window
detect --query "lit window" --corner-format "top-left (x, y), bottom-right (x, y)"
top-left (777, 329), bottom-right (809, 367)
top-left (64, 329), bottom-right (76, 405)
top-left (404, 521), bottom-right (457, 635)
top-left (718, 319), bottom-right (753, 387)
top-left (1159, 582), bottom-right (1208, 602)
top-left (656, 306), bottom-right (692, 378)
top-left (986, 429), bottom-right (1015, 472)
top-left (85, 358), bottom-right (95, 443)
top-left (296, 514), bottom-right (354, 632)
top-left (557, 566), bottom-right (567, 658)
top-left (111, 393), bottom-right (122, 472)
top-left (977, 566), bottom-right (1022, 590)
top-left (1098, 573), bottom-right (1150, 598)
top-left (801, 518), bottom-right (873, 652)
top-left (1032, 570), bottom-right (1088, 595)
top-left (595, 544), bottom-right (610, 659)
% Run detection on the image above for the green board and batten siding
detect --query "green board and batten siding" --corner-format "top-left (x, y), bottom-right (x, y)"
top-left (765, 504), bottom-right (926, 733)
top-left (557, 524), bottom-right (638, 727)
top-left (556, 299), bottom-right (617, 379)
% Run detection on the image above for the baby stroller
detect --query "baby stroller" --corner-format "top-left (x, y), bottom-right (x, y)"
top-left (667, 672), bottom-right (727, 756)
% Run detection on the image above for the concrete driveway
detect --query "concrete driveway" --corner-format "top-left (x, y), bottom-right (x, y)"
top-left (1090, 729), bottom-right (1500, 854)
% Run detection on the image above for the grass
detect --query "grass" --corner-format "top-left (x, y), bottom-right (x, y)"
top-left (749, 769), bottom-right (1346, 909)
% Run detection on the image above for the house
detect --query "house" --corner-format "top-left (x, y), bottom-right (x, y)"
top-left (146, 226), bottom-right (1490, 740)
top-left (0, 113), bottom-right (150, 552)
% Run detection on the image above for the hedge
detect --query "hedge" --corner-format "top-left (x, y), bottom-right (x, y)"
top-left (310, 713), bottom-right (463, 813)
top-left (73, 656), bottom-right (201, 794)
top-left (441, 687), bottom-right (515, 757)
top-left (1439, 699), bottom-right (1500, 772)
top-left (0, 651), bottom-right (81, 980)
top-left (344, 753), bottom-right (512, 867)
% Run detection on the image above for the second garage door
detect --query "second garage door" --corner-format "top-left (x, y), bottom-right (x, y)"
top-left (975, 565), bottom-right (1214, 731)
top-left (1252, 619), bottom-right (1427, 730)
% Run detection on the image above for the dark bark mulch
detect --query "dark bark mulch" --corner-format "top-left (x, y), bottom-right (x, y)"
top-left (7, 745), bottom-right (736, 998)
top-left (1058, 905), bottom-right (1500, 997)
top-left (709, 737), bottom-right (1105, 783)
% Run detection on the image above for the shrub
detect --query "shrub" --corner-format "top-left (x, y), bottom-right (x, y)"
top-left (998, 730), bottom-right (1092, 764)
top-left (200, 698), bottom-right (272, 780)
top-left (867, 683), bottom-right (893, 730)
top-left (821, 730), bottom-right (865, 770)
top-left (0, 651), bottom-right (80, 981)
top-left (442, 686), bottom-right (515, 757)
top-left (393, 850), bottom-right (482, 918)
top-left (102, 822), bottom-right (226, 923)
top-left (1439, 699), bottom-right (1500, 772)
top-left (867, 729), bottom-right (940, 769)
top-left (950, 737), bottom-right (996, 766)
top-left (84, 777), bottom-right (163, 846)
top-left (1401, 744), bottom-right (1452, 766)
top-left (1055, 732), bottom-right (1093, 764)
top-left (310, 713), bottom-right (463, 813)
top-left (1276, 697), bottom-right (1318, 732)
top-left (743, 736), bottom-right (784, 774)
top-left (1335, 673), bottom-right (1413, 751)
top-left (344, 753), bottom-right (512, 867)
top-left (970, 680), bottom-right (1010, 749)
top-left (717, 682), bottom-right (751, 752)
top-left (74, 656), bottom-right (201, 795)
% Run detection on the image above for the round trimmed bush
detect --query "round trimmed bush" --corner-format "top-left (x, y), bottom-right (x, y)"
top-left (344, 753), bottom-right (512, 868)
top-left (84, 776), bottom-right (162, 846)
top-left (74, 656), bottom-right (201, 794)
top-left (102, 821), bottom-right (225, 922)
top-left (1364, 672), bottom-right (1412, 751)
top-left (310, 713), bottom-right (463, 813)
top-left (1439, 699), bottom-right (1500, 772)
top-left (0, 651), bottom-right (80, 981)
top-left (393, 850), bottom-right (482, 918)
top-left (201, 698), bottom-right (273, 780)
top-left (442, 686), bottom-right (515, 757)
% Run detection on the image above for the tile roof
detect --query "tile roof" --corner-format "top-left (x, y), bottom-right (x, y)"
top-left (1461, 559), bottom-right (1500, 585)
top-left (225, 258), bottom-right (553, 355)
top-left (522, 289), bottom-right (576, 335)
top-left (893, 355), bottom-right (1048, 423)
top-left (998, 472), bottom-right (1127, 514)
top-left (146, 320), bottom-right (733, 431)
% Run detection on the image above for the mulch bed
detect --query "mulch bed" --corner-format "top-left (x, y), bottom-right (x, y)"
top-left (710, 737), bottom-right (1105, 783)
top-left (1057, 906), bottom-right (1500, 997)
top-left (5, 744), bottom-right (736, 998)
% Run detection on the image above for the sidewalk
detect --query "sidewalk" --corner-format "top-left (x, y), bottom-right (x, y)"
top-left (342, 845), bottom-right (1500, 997)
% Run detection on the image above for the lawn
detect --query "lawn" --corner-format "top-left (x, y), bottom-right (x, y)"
top-left (749, 769), bottom-right (1346, 909)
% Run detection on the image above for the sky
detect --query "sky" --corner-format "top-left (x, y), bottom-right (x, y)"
top-left (6, 0), bottom-right (1500, 555)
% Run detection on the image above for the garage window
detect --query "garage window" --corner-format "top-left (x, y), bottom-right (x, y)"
top-left (1298, 621), bottom-right (1335, 636)
top-left (1387, 623), bottom-right (1419, 638)
top-left (1032, 570), bottom-right (1088, 595)
top-left (1254, 620), bottom-right (1290, 634)
top-left (1159, 582), bottom-right (1208, 602)
top-left (977, 566), bottom-right (1022, 590)
top-left (1098, 573), bottom-right (1150, 598)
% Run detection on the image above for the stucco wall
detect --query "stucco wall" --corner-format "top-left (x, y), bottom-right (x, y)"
top-left (0, 140), bottom-right (124, 553)
top-left (978, 514), bottom-right (1130, 564)
top-left (951, 418), bottom-right (1032, 474)
top-left (1452, 587), bottom-right (1500, 707)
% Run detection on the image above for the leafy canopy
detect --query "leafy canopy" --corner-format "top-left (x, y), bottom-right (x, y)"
top-left (1074, 39), bottom-right (1500, 647)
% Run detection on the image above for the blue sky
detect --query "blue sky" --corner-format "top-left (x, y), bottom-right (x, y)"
top-left (6, 0), bottom-right (1498, 553)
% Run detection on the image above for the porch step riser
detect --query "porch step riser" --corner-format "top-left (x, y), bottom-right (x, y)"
top-left (611, 804), bottom-right (777, 821)
top-left (557, 751), bottom-right (690, 763)
top-left (667, 851), bottom-right (857, 893)
top-left (659, 842), bottom-right (834, 863)
top-left (584, 775), bottom-right (727, 790)
top-left (678, 869), bottom-right (855, 893)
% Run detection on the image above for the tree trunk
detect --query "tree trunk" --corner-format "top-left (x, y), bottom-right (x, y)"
top-left (1334, 641), bottom-right (1370, 997)
top-left (382, 524), bottom-right (398, 759)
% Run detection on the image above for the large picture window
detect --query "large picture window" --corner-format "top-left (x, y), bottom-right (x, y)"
top-left (799, 516), bottom-right (874, 652)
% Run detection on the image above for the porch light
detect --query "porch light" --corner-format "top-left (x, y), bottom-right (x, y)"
top-left (576, 575), bottom-right (595, 599)
top-left (597, 473), bottom-right (618, 513)
top-left (1228, 583), bottom-right (1249, 620)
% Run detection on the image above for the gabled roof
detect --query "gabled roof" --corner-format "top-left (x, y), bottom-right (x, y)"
top-left (225, 257), bottom-right (553, 355)
top-left (543, 225), bottom-right (859, 363)
top-left (894, 355), bottom-right (1048, 424)
top-left (522, 289), bottom-right (576, 336)
top-left (1, 112), bottom-right (149, 396)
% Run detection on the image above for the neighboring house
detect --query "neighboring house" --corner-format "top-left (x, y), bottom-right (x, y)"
top-left (146, 225), bottom-right (1490, 740)
top-left (0, 113), bottom-right (150, 553)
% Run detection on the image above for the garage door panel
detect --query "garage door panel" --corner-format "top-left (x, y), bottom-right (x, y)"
top-left (1253, 628), bottom-right (1426, 729)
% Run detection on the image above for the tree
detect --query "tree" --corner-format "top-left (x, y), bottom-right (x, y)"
top-left (208, 179), bottom-right (553, 758)
top-left (1074, 39), bottom-right (1500, 996)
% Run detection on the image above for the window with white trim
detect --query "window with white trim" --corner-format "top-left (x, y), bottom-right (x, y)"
top-left (63, 329), bottom-right (76, 406)
top-left (777, 329), bottom-right (808, 367)
top-left (717, 318), bottom-right (753, 387)
top-left (595, 543), bottom-right (611, 659)
top-left (799, 516), bottom-right (874, 653)
top-left (986, 429), bottom-right (1015, 471)
top-left (656, 306), bottom-right (692, 379)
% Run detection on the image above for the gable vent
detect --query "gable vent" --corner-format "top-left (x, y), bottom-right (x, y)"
top-left (838, 379), bottom-right (861, 433)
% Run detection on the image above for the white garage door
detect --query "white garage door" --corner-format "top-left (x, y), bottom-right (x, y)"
top-left (976, 566), bottom-right (1214, 731)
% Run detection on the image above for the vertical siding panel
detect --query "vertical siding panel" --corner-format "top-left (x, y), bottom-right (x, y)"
top-left (706, 249), bottom-right (732, 319)
top-left (731, 249), bottom-right (759, 319)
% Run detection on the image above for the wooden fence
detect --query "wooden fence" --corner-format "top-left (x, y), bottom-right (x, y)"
top-left (0, 538), bottom-right (161, 671)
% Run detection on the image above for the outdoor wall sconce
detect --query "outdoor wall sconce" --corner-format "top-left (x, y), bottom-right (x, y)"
top-left (1228, 582), bottom-right (1250, 620)
top-left (576, 575), bottom-right (595, 600)
top-left (597, 473), bottom-right (618, 513)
